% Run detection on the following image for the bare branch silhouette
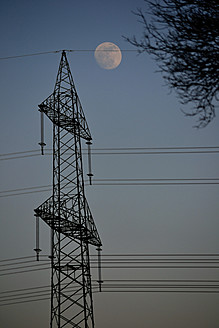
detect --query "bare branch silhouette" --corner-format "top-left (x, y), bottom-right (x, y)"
top-left (125, 0), bottom-right (219, 127)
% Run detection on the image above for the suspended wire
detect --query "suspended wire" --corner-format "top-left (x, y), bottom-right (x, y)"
top-left (0, 154), bottom-right (42, 161)
top-left (93, 146), bottom-right (219, 151)
top-left (94, 178), bottom-right (219, 182)
top-left (0, 296), bottom-right (51, 307)
top-left (2, 265), bottom-right (219, 276)
top-left (92, 180), bottom-right (219, 186)
top-left (101, 284), bottom-right (219, 290)
top-left (0, 256), bottom-right (33, 263)
top-left (0, 255), bottom-right (48, 264)
top-left (0, 281), bottom-right (218, 299)
top-left (0, 262), bottom-right (50, 272)
top-left (0, 49), bottom-right (138, 61)
top-left (0, 150), bottom-right (40, 157)
top-left (0, 185), bottom-right (51, 195)
top-left (1, 279), bottom-right (218, 293)
top-left (102, 290), bottom-right (219, 294)
top-left (1, 177), bottom-right (219, 198)
top-left (104, 279), bottom-right (219, 282)
top-left (0, 285), bottom-right (84, 301)
top-left (0, 290), bottom-right (217, 307)
top-left (1, 265), bottom-right (218, 276)
top-left (0, 50), bottom-right (61, 60)
top-left (0, 188), bottom-right (51, 198)
top-left (1, 253), bottom-right (219, 263)
top-left (2, 256), bottom-right (219, 266)
top-left (1, 253), bottom-right (219, 264)
top-left (0, 259), bottom-right (47, 267)
top-left (1, 255), bottom-right (219, 276)
top-left (1, 146), bottom-right (219, 161)
top-left (0, 253), bottom-right (219, 275)
top-left (91, 146), bottom-right (219, 155)
top-left (0, 281), bottom-right (218, 306)
top-left (0, 254), bottom-right (218, 306)
top-left (94, 253), bottom-right (219, 257)
top-left (1, 279), bottom-right (218, 296)
top-left (1, 259), bottom-right (219, 271)
top-left (0, 267), bottom-right (50, 276)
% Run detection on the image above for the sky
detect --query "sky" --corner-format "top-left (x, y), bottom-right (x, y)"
top-left (0, 0), bottom-right (219, 327)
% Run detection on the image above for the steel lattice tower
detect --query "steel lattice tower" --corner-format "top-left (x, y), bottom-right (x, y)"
top-left (34, 51), bottom-right (102, 328)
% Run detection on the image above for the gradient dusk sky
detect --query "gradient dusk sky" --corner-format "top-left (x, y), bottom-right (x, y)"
top-left (0, 1), bottom-right (219, 327)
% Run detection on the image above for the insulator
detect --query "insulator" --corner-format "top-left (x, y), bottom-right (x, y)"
top-left (96, 246), bottom-right (103, 292)
top-left (86, 140), bottom-right (93, 185)
top-left (34, 215), bottom-right (41, 261)
top-left (38, 110), bottom-right (46, 155)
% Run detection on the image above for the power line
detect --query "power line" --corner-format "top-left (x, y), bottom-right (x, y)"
top-left (0, 256), bottom-right (49, 264)
top-left (0, 185), bottom-right (51, 195)
top-left (1, 253), bottom-right (218, 264)
top-left (0, 259), bottom-right (46, 267)
top-left (0, 50), bottom-right (61, 60)
top-left (1, 253), bottom-right (218, 265)
top-left (1, 290), bottom-right (217, 307)
top-left (1, 283), bottom-right (218, 300)
top-left (0, 154), bottom-right (42, 161)
top-left (1, 258), bottom-right (219, 276)
top-left (0, 150), bottom-right (40, 157)
top-left (1, 265), bottom-right (218, 276)
top-left (1, 146), bottom-right (219, 160)
top-left (1, 177), bottom-right (219, 198)
top-left (1, 280), bottom-right (218, 296)
top-left (92, 180), bottom-right (219, 186)
top-left (0, 262), bottom-right (50, 272)
top-left (1, 279), bottom-right (218, 296)
top-left (101, 290), bottom-right (219, 294)
top-left (99, 253), bottom-right (219, 257)
top-left (1, 253), bottom-right (219, 264)
top-left (93, 146), bottom-right (219, 150)
top-left (0, 254), bottom-right (218, 304)
top-left (0, 255), bottom-right (42, 263)
top-left (0, 266), bottom-right (50, 277)
top-left (1, 146), bottom-right (219, 157)
top-left (1, 259), bottom-right (219, 271)
top-left (0, 282), bottom-right (218, 306)
top-left (1, 279), bottom-right (218, 291)
top-left (0, 296), bottom-right (51, 307)
top-left (0, 49), bottom-right (138, 61)
top-left (0, 188), bottom-right (52, 198)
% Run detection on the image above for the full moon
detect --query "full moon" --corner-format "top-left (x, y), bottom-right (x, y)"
top-left (94, 42), bottom-right (122, 70)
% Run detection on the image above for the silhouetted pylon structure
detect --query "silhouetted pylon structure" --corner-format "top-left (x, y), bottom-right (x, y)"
top-left (34, 50), bottom-right (102, 328)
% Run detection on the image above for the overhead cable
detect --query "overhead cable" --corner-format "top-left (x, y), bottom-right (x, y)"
top-left (1, 146), bottom-right (219, 161)
top-left (0, 49), bottom-right (137, 61)
top-left (1, 177), bottom-right (219, 198)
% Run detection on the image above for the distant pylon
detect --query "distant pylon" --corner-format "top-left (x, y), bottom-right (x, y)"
top-left (34, 51), bottom-right (102, 328)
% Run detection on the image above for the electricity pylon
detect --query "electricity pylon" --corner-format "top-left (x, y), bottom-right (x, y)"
top-left (34, 50), bottom-right (102, 328)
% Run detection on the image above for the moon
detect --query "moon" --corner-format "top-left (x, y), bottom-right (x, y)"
top-left (94, 42), bottom-right (122, 70)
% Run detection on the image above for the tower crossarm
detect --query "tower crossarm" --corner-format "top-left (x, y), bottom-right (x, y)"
top-left (34, 196), bottom-right (101, 247)
top-left (39, 91), bottom-right (92, 141)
